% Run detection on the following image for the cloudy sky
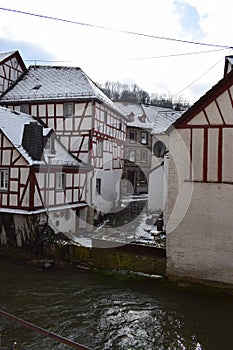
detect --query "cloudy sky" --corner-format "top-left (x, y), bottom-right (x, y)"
top-left (0, 0), bottom-right (232, 104)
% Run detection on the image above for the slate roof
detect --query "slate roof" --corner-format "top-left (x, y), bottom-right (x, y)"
top-left (116, 102), bottom-right (152, 129)
top-left (116, 101), bottom-right (181, 133)
top-left (0, 106), bottom-right (88, 168)
top-left (0, 65), bottom-right (127, 119)
top-left (151, 110), bottom-right (184, 134)
top-left (0, 51), bottom-right (16, 62)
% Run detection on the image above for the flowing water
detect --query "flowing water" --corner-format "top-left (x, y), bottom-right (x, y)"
top-left (0, 256), bottom-right (233, 350)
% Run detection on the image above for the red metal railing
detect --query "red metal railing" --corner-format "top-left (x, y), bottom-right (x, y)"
top-left (0, 309), bottom-right (92, 350)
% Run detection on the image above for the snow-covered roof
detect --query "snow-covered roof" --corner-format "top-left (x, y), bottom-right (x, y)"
top-left (116, 102), bottom-right (178, 133)
top-left (116, 102), bottom-right (153, 129)
top-left (0, 106), bottom-right (88, 168)
top-left (151, 110), bottom-right (184, 134)
top-left (0, 65), bottom-right (127, 119)
top-left (142, 104), bottom-right (175, 125)
top-left (0, 51), bottom-right (16, 63)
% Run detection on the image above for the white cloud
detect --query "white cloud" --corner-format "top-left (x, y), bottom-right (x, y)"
top-left (0, 0), bottom-right (232, 104)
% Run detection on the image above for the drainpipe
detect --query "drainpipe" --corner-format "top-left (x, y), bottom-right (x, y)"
top-left (46, 154), bottom-right (55, 223)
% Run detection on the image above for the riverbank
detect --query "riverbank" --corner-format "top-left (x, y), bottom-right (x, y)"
top-left (1, 242), bottom-right (233, 299)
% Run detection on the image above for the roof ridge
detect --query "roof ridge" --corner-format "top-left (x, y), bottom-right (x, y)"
top-left (0, 50), bottom-right (17, 56)
top-left (28, 65), bottom-right (81, 70)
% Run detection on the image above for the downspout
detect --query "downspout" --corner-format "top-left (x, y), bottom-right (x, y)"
top-left (29, 167), bottom-right (35, 212)
top-left (89, 100), bottom-right (95, 206)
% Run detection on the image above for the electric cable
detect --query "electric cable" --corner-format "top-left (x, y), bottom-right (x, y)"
top-left (0, 7), bottom-right (232, 50)
top-left (174, 51), bottom-right (232, 98)
top-left (131, 48), bottom-right (229, 60)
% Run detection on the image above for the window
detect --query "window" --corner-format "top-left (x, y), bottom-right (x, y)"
top-left (104, 111), bottom-right (108, 124)
top-left (128, 112), bottom-right (134, 122)
top-left (96, 178), bottom-right (101, 194)
top-left (0, 169), bottom-right (9, 191)
top-left (129, 131), bottom-right (136, 143)
top-left (141, 150), bottom-right (147, 163)
top-left (129, 150), bottom-right (136, 162)
top-left (20, 104), bottom-right (29, 114)
top-left (44, 138), bottom-right (56, 154)
top-left (56, 173), bottom-right (65, 190)
top-left (32, 84), bottom-right (42, 90)
top-left (118, 122), bottom-right (122, 130)
top-left (64, 102), bottom-right (74, 117)
top-left (141, 132), bottom-right (148, 145)
top-left (138, 114), bottom-right (146, 123)
top-left (140, 171), bottom-right (147, 183)
top-left (97, 139), bottom-right (103, 157)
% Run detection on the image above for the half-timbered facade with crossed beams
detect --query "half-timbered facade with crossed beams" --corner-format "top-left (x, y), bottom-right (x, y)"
top-left (0, 65), bottom-right (128, 215)
top-left (0, 107), bottom-right (92, 246)
top-left (166, 59), bottom-right (233, 286)
top-left (0, 51), bottom-right (26, 94)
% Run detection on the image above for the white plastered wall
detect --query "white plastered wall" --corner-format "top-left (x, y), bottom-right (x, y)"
top-left (166, 128), bottom-right (233, 285)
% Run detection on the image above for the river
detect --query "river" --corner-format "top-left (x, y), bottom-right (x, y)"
top-left (0, 256), bottom-right (233, 350)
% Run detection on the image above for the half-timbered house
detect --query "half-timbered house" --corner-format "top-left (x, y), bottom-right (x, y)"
top-left (0, 51), bottom-right (26, 94)
top-left (0, 65), bottom-right (128, 215)
top-left (116, 102), bottom-right (174, 196)
top-left (165, 60), bottom-right (233, 286)
top-left (0, 106), bottom-right (92, 246)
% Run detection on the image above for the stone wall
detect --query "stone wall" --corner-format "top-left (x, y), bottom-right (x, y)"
top-left (70, 242), bottom-right (166, 276)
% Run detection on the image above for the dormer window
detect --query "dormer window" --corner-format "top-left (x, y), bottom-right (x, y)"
top-left (138, 114), bottom-right (146, 123)
top-left (32, 84), bottom-right (42, 90)
top-left (127, 112), bottom-right (134, 122)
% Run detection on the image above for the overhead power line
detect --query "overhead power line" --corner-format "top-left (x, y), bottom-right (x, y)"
top-left (25, 48), bottom-right (228, 65)
top-left (0, 7), bottom-right (233, 50)
top-left (131, 48), bottom-right (229, 60)
top-left (174, 52), bottom-right (231, 98)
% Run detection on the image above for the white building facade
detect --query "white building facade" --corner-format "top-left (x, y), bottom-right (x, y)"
top-left (166, 66), bottom-right (233, 286)
top-left (0, 65), bottom-right (128, 217)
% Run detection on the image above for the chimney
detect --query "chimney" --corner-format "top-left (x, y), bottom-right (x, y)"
top-left (22, 122), bottom-right (44, 160)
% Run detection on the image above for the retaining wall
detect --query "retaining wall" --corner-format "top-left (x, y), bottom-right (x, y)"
top-left (69, 240), bottom-right (166, 276)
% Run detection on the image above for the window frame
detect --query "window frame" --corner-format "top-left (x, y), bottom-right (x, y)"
top-left (104, 111), bottom-right (108, 124)
top-left (96, 178), bottom-right (101, 195)
top-left (0, 168), bottom-right (9, 191)
top-left (129, 131), bottom-right (136, 143)
top-left (44, 138), bottom-right (56, 154)
top-left (141, 132), bottom-right (148, 145)
top-left (56, 172), bottom-right (66, 191)
top-left (97, 139), bottom-right (103, 158)
top-left (20, 104), bottom-right (30, 114)
top-left (64, 102), bottom-right (74, 117)
top-left (129, 150), bottom-right (136, 162)
top-left (140, 150), bottom-right (147, 163)
top-left (139, 170), bottom-right (147, 183)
